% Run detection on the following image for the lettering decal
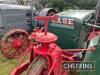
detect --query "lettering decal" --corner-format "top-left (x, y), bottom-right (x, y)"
top-left (52, 17), bottom-right (74, 25)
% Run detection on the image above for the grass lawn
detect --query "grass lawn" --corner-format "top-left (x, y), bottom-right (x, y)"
top-left (0, 50), bottom-right (19, 75)
top-left (0, 49), bottom-right (28, 75)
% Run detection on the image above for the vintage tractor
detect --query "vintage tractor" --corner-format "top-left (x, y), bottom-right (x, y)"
top-left (1, 1), bottom-right (100, 75)
top-left (10, 14), bottom-right (99, 75)
top-left (0, 7), bottom-right (57, 59)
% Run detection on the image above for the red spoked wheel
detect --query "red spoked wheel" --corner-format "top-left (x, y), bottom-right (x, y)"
top-left (1, 29), bottom-right (29, 59)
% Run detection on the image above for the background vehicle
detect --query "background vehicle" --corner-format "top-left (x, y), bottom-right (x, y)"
top-left (0, 4), bottom-right (57, 58)
top-left (0, 4), bottom-right (36, 38)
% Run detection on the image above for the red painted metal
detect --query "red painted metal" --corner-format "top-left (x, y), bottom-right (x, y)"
top-left (1, 29), bottom-right (29, 59)
top-left (88, 30), bottom-right (100, 40)
top-left (11, 61), bottom-right (29, 75)
top-left (11, 16), bottom-right (96, 75)
top-left (62, 47), bottom-right (96, 52)
top-left (34, 16), bottom-right (58, 35)
top-left (12, 39), bottom-right (23, 49)
top-left (35, 32), bottom-right (57, 43)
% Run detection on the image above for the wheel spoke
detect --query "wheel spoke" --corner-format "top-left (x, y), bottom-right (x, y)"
top-left (14, 33), bottom-right (17, 39)
top-left (17, 49), bottom-right (21, 55)
top-left (12, 50), bottom-right (20, 57)
top-left (3, 44), bottom-right (12, 50)
top-left (19, 32), bottom-right (23, 39)
top-left (1, 29), bottom-right (29, 59)
top-left (6, 48), bottom-right (14, 55)
top-left (6, 41), bottom-right (12, 44)
top-left (8, 49), bottom-right (18, 58)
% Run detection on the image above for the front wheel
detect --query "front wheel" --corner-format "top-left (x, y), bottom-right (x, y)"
top-left (1, 28), bottom-right (29, 59)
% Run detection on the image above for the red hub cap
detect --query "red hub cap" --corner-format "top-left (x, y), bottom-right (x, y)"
top-left (12, 39), bottom-right (23, 49)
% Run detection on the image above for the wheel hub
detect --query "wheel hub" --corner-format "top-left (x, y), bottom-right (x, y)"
top-left (12, 39), bottom-right (23, 49)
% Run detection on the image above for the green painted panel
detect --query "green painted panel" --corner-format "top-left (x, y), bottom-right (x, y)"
top-left (48, 10), bottom-right (95, 49)
top-left (80, 36), bottom-right (100, 75)
top-left (57, 10), bottom-right (95, 23)
top-left (48, 24), bottom-right (80, 49)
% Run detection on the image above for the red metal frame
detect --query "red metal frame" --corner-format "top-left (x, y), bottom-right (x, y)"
top-left (11, 16), bottom-right (96, 75)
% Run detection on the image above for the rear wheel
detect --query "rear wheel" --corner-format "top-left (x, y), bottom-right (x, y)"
top-left (27, 56), bottom-right (47, 75)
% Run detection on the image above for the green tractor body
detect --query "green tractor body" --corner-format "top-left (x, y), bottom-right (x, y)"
top-left (49, 10), bottom-right (95, 49)
top-left (48, 10), bottom-right (100, 75)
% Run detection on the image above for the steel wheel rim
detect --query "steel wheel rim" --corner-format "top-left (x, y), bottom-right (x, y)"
top-left (1, 29), bottom-right (29, 59)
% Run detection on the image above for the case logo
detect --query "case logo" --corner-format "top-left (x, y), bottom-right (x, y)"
top-left (52, 17), bottom-right (74, 25)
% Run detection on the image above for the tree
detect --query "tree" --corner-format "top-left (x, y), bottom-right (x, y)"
top-left (43, 0), bottom-right (65, 11)
top-left (17, 0), bottom-right (29, 5)
top-left (39, 0), bottom-right (98, 11)
top-left (76, 0), bottom-right (97, 9)
top-left (50, 0), bottom-right (64, 11)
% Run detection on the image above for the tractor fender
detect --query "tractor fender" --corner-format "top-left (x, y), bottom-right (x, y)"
top-left (37, 8), bottom-right (57, 27)
top-left (39, 8), bottom-right (57, 16)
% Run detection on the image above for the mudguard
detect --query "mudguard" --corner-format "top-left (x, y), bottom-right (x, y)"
top-left (37, 8), bottom-right (57, 27)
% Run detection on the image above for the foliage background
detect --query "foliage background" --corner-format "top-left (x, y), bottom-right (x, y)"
top-left (38, 0), bottom-right (98, 11)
